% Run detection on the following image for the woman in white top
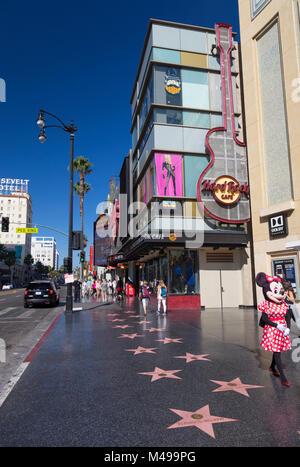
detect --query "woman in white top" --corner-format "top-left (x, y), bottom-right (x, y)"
top-left (157, 280), bottom-right (167, 315)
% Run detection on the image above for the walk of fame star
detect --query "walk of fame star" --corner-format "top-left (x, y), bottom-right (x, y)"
top-left (174, 353), bottom-right (211, 363)
top-left (107, 313), bottom-right (120, 317)
top-left (167, 405), bottom-right (238, 438)
top-left (112, 325), bottom-right (132, 329)
top-left (117, 333), bottom-right (144, 339)
top-left (210, 377), bottom-right (264, 397)
top-left (138, 366), bottom-right (182, 382)
top-left (156, 338), bottom-right (183, 344)
top-left (148, 328), bottom-right (165, 333)
top-left (167, 405), bottom-right (238, 439)
top-left (138, 320), bottom-right (151, 324)
top-left (125, 346), bottom-right (158, 355)
top-left (110, 319), bottom-right (126, 322)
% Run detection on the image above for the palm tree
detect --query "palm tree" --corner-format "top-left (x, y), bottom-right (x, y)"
top-left (73, 156), bottom-right (92, 279)
top-left (4, 251), bottom-right (16, 284)
top-left (74, 181), bottom-right (91, 233)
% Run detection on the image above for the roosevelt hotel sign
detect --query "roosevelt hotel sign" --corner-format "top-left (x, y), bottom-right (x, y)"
top-left (0, 178), bottom-right (30, 193)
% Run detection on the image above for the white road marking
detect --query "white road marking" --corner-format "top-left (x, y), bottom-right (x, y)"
top-left (0, 307), bottom-right (16, 317)
top-left (15, 310), bottom-right (35, 319)
top-left (0, 362), bottom-right (29, 408)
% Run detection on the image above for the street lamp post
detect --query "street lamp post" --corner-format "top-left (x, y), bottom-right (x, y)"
top-left (37, 109), bottom-right (77, 312)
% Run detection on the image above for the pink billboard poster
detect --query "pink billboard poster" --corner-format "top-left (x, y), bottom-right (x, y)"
top-left (155, 153), bottom-right (183, 197)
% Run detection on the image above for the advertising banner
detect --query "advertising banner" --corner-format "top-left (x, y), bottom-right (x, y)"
top-left (154, 153), bottom-right (183, 197)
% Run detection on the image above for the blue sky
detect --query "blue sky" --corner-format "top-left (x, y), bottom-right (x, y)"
top-left (0, 0), bottom-right (241, 267)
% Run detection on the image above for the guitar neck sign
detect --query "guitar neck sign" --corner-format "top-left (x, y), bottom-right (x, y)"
top-left (197, 23), bottom-right (251, 224)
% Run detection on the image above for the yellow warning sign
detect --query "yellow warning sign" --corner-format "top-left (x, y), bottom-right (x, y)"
top-left (16, 228), bottom-right (38, 233)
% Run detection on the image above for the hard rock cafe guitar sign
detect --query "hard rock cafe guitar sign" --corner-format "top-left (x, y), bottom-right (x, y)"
top-left (197, 23), bottom-right (250, 224)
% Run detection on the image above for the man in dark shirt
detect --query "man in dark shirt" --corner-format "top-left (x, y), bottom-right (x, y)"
top-left (73, 279), bottom-right (82, 302)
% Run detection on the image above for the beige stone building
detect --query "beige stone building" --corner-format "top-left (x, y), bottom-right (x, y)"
top-left (238, 0), bottom-right (300, 301)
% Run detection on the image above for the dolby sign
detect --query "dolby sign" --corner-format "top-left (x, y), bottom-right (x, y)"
top-left (269, 213), bottom-right (288, 238)
top-left (0, 178), bottom-right (30, 193)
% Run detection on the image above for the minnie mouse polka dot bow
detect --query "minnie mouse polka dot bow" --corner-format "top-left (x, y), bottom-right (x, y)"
top-left (266, 275), bottom-right (281, 283)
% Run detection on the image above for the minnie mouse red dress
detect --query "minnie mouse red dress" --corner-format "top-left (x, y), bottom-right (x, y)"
top-left (258, 300), bottom-right (292, 352)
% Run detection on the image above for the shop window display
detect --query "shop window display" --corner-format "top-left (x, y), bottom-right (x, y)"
top-left (169, 249), bottom-right (199, 294)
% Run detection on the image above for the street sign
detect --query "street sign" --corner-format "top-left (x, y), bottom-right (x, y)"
top-left (16, 228), bottom-right (38, 233)
top-left (64, 274), bottom-right (74, 284)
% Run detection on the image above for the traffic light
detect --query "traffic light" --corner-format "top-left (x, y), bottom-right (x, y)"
top-left (63, 257), bottom-right (72, 273)
top-left (1, 217), bottom-right (9, 232)
top-left (80, 251), bottom-right (85, 262)
top-left (72, 231), bottom-right (83, 250)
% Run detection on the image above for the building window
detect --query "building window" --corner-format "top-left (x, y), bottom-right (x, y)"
top-left (184, 154), bottom-right (210, 197)
top-left (251, 0), bottom-right (272, 19)
top-left (169, 249), bottom-right (199, 295)
top-left (152, 47), bottom-right (181, 64)
top-left (181, 69), bottom-right (209, 110)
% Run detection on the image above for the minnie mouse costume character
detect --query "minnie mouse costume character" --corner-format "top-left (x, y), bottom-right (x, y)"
top-left (256, 272), bottom-right (292, 387)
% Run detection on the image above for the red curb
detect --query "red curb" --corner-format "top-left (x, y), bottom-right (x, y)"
top-left (23, 312), bottom-right (63, 362)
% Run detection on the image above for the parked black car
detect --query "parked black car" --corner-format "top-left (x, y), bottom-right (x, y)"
top-left (24, 280), bottom-right (60, 308)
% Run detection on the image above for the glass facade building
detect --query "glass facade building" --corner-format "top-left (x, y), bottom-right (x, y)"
top-left (115, 19), bottom-right (254, 309)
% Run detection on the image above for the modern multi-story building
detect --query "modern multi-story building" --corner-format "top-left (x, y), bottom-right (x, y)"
top-left (108, 19), bottom-right (254, 309)
top-left (238, 0), bottom-right (300, 301)
top-left (0, 191), bottom-right (33, 263)
top-left (31, 237), bottom-right (58, 269)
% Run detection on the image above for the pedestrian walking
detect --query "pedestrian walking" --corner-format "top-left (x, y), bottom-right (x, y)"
top-left (139, 280), bottom-right (150, 315)
top-left (82, 279), bottom-right (88, 299)
top-left (108, 279), bottom-right (113, 297)
top-left (101, 279), bottom-right (108, 302)
top-left (87, 278), bottom-right (92, 297)
top-left (96, 278), bottom-right (101, 300)
top-left (73, 278), bottom-right (81, 303)
top-left (282, 275), bottom-right (300, 334)
top-left (256, 272), bottom-right (292, 387)
top-left (156, 280), bottom-right (168, 315)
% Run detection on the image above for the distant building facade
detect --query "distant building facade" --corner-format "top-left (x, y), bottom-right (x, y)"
top-left (31, 236), bottom-right (58, 269)
top-left (0, 191), bottom-right (33, 263)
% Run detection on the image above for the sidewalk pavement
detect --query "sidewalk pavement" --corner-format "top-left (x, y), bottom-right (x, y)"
top-left (0, 297), bottom-right (300, 447)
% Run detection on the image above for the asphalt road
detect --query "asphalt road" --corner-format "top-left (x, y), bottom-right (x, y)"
top-left (0, 286), bottom-right (66, 395)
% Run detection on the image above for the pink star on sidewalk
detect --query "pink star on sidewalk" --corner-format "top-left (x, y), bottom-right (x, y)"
top-left (148, 327), bottom-right (165, 333)
top-left (210, 377), bottom-right (264, 397)
top-left (107, 313), bottom-right (120, 317)
top-left (138, 320), bottom-right (151, 324)
top-left (117, 333), bottom-right (144, 339)
top-left (174, 353), bottom-right (211, 363)
top-left (110, 319), bottom-right (126, 322)
top-left (112, 325), bottom-right (132, 329)
top-left (156, 338), bottom-right (183, 344)
top-left (167, 405), bottom-right (238, 439)
top-left (138, 366), bottom-right (182, 382)
top-left (125, 346), bottom-right (158, 355)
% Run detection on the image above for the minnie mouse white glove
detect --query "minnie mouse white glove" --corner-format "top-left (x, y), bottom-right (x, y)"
top-left (277, 324), bottom-right (286, 332)
top-left (283, 328), bottom-right (290, 337)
